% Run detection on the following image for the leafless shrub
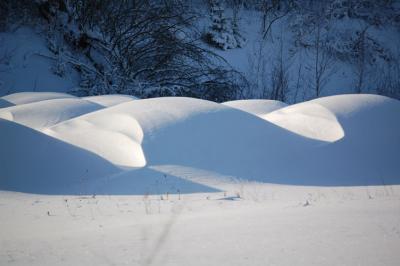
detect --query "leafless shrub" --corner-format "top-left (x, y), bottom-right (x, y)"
top-left (376, 59), bottom-right (400, 100)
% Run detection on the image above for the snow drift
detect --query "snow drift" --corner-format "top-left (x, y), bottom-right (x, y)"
top-left (263, 102), bottom-right (345, 142)
top-left (0, 93), bottom-right (399, 194)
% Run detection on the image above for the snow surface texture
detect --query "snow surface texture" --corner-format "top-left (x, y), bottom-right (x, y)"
top-left (0, 92), bottom-right (399, 195)
top-left (1, 188), bottom-right (400, 266)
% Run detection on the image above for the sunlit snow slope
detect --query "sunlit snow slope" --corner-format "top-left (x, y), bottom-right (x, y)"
top-left (0, 93), bottom-right (399, 194)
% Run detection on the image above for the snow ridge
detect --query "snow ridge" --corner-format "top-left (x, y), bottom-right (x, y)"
top-left (0, 92), bottom-right (399, 194)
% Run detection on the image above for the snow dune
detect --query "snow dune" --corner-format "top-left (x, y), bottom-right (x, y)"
top-left (45, 110), bottom-right (146, 167)
top-left (263, 102), bottom-right (345, 142)
top-left (0, 92), bottom-right (399, 194)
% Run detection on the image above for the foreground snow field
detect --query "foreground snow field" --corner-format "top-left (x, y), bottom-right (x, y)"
top-left (1, 187), bottom-right (400, 266)
top-left (0, 92), bottom-right (400, 265)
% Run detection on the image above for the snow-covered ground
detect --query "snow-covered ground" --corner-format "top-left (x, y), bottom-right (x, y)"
top-left (1, 92), bottom-right (399, 265)
top-left (1, 187), bottom-right (399, 266)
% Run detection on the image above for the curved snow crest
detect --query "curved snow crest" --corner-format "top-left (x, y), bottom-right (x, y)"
top-left (302, 94), bottom-right (400, 139)
top-left (0, 98), bottom-right (103, 130)
top-left (0, 92), bottom-right (76, 107)
top-left (0, 118), bottom-right (120, 194)
top-left (223, 99), bottom-right (287, 116)
top-left (308, 94), bottom-right (396, 116)
top-left (46, 112), bottom-right (146, 168)
top-left (264, 102), bottom-right (345, 142)
top-left (260, 94), bottom-right (400, 143)
top-left (107, 97), bottom-right (230, 132)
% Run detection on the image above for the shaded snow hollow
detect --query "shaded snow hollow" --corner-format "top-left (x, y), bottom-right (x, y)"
top-left (0, 92), bottom-right (399, 194)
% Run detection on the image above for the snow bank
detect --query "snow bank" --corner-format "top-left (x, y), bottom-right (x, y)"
top-left (0, 93), bottom-right (399, 194)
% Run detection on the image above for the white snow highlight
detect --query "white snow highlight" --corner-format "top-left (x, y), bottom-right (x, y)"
top-left (263, 102), bottom-right (345, 142)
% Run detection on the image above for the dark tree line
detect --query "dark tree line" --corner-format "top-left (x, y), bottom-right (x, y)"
top-left (1, 0), bottom-right (248, 102)
top-left (1, 0), bottom-right (399, 101)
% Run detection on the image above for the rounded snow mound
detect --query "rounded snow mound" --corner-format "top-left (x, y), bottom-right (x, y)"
top-left (223, 99), bottom-right (287, 117)
top-left (0, 98), bottom-right (103, 130)
top-left (263, 102), bottom-right (345, 142)
top-left (309, 94), bottom-right (400, 144)
top-left (309, 94), bottom-right (395, 116)
top-left (263, 94), bottom-right (399, 143)
top-left (0, 92), bottom-right (76, 107)
top-left (45, 111), bottom-right (146, 168)
top-left (45, 97), bottom-right (238, 168)
top-left (0, 118), bottom-right (119, 194)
